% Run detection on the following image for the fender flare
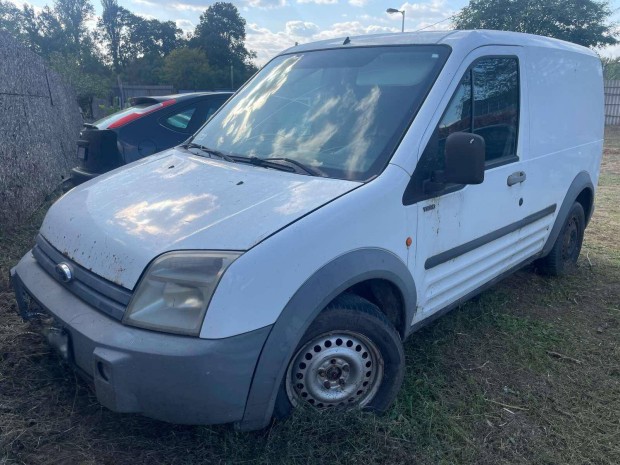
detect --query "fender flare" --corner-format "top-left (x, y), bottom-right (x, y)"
top-left (238, 248), bottom-right (417, 431)
top-left (542, 171), bottom-right (594, 257)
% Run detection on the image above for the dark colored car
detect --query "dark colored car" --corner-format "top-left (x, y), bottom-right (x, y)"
top-left (71, 92), bottom-right (232, 185)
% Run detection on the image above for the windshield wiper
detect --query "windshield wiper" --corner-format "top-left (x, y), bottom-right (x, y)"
top-left (182, 142), bottom-right (235, 163)
top-left (233, 156), bottom-right (321, 177)
top-left (266, 158), bottom-right (323, 177)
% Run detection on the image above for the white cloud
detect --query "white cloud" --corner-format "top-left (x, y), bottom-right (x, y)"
top-left (247, 23), bottom-right (297, 64)
top-left (246, 20), bottom-right (399, 65)
top-left (285, 20), bottom-right (320, 37)
top-left (169, 2), bottom-right (210, 12)
top-left (132, 0), bottom-right (158, 7)
top-left (348, 0), bottom-right (367, 6)
top-left (375, 1), bottom-right (456, 32)
top-left (312, 21), bottom-right (397, 41)
top-left (175, 19), bottom-right (195, 33)
top-left (247, 0), bottom-right (287, 7)
top-left (399, 1), bottom-right (452, 23)
top-left (599, 44), bottom-right (620, 58)
top-left (297, 0), bottom-right (338, 4)
top-left (6, 0), bottom-right (42, 13)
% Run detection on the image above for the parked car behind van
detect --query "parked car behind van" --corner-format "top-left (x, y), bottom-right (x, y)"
top-left (70, 92), bottom-right (232, 185)
top-left (12, 30), bottom-right (603, 431)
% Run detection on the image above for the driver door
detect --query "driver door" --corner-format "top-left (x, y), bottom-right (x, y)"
top-left (406, 47), bottom-right (555, 326)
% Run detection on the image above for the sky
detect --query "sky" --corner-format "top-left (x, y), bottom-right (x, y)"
top-left (8, 0), bottom-right (620, 64)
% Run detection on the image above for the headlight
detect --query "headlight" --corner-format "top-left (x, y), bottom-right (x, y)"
top-left (123, 251), bottom-right (240, 336)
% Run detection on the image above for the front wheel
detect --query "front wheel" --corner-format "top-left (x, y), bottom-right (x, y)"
top-left (537, 202), bottom-right (585, 276)
top-left (274, 294), bottom-right (404, 418)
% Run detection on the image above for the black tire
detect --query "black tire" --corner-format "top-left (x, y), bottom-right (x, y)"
top-left (538, 202), bottom-right (585, 276)
top-left (273, 293), bottom-right (405, 419)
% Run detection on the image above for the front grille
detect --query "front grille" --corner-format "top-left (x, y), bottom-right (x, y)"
top-left (32, 234), bottom-right (132, 321)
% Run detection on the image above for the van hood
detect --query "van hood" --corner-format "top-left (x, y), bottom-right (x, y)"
top-left (40, 149), bottom-right (359, 289)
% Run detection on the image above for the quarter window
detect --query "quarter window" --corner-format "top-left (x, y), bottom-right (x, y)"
top-left (163, 107), bottom-right (197, 131)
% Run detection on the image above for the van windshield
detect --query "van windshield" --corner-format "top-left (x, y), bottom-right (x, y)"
top-left (191, 45), bottom-right (450, 181)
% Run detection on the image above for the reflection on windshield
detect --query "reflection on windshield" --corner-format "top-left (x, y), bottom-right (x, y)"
top-left (193, 45), bottom-right (450, 181)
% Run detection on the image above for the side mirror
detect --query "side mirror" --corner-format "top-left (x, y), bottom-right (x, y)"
top-left (444, 132), bottom-right (485, 185)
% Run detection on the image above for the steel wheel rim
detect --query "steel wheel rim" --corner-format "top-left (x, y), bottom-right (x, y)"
top-left (285, 330), bottom-right (384, 410)
top-left (562, 215), bottom-right (579, 262)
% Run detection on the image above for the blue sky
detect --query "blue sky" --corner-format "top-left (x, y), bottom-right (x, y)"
top-left (9, 0), bottom-right (620, 64)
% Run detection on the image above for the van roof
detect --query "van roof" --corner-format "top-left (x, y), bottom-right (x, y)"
top-left (282, 29), bottom-right (597, 58)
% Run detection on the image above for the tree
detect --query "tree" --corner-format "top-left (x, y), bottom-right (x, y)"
top-left (98, 0), bottom-right (133, 73)
top-left (191, 2), bottom-right (256, 88)
top-left (0, 1), bottom-right (25, 39)
top-left (161, 47), bottom-right (213, 91)
top-left (602, 57), bottom-right (620, 80)
top-left (454, 0), bottom-right (618, 48)
top-left (130, 18), bottom-right (182, 58)
top-left (98, 0), bottom-right (182, 74)
top-left (53, 0), bottom-right (95, 57)
top-left (49, 52), bottom-right (111, 117)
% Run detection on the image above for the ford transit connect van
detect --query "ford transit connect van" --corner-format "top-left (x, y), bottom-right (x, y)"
top-left (11, 30), bottom-right (603, 431)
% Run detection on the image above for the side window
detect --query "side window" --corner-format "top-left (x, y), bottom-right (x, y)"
top-left (434, 71), bottom-right (473, 171)
top-left (162, 107), bottom-right (197, 131)
top-left (472, 58), bottom-right (519, 162)
top-left (407, 72), bottom-right (472, 193)
top-left (404, 56), bottom-right (520, 204)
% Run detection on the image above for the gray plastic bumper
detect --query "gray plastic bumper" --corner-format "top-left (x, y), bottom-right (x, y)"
top-left (11, 252), bottom-right (271, 426)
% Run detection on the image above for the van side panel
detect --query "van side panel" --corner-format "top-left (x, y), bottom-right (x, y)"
top-left (526, 48), bottom-right (603, 160)
top-left (522, 47), bottom-right (604, 262)
top-left (525, 46), bottom-right (604, 180)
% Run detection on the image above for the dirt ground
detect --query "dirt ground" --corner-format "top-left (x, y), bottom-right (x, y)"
top-left (1, 130), bottom-right (618, 465)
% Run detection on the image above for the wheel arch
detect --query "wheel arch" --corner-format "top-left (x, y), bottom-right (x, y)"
top-left (542, 171), bottom-right (594, 257)
top-left (238, 248), bottom-right (416, 431)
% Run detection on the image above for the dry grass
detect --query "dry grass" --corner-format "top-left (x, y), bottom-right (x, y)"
top-left (1, 131), bottom-right (619, 464)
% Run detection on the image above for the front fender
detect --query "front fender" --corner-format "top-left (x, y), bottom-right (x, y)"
top-left (237, 247), bottom-right (416, 431)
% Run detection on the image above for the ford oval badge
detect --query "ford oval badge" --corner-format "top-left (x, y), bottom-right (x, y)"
top-left (55, 263), bottom-right (73, 283)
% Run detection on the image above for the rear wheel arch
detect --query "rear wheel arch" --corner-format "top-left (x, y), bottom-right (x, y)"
top-left (238, 248), bottom-right (416, 431)
top-left (575, 186), bottom-right (594, 225)
top-left (542, 171), bottom-right (594, 257)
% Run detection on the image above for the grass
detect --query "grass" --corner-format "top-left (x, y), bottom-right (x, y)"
top-left (1, 130), bottom-right (619, 465)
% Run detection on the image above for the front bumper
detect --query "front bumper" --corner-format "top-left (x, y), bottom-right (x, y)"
top-left (11, 252), bottom-right (272, 425)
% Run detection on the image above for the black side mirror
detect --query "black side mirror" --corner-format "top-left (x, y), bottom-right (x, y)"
top-left (444, 132), bottom-right (485, 185)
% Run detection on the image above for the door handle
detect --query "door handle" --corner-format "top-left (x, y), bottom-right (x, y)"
top-left (507, 171), bottom-right (527, 186)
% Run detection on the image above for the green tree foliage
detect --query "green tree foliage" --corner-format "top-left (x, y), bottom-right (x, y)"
top-left (49, 52), bottom-right (111, 117)
top-left (161, 47), bottom-right (212, 91)
top-left (0, 1), bottom-right (26, 39)
top-left (454, 0), bottom-right (618, 48)
top-left (192, 2), bottom-right (257, 88)
top-left (2, 0), bottom-right (257, 105)
top-left (53, 0), bottom-right (95, 57)
top-left (602, 57), bottom-right (620, 80)
top-left (1, 0), bottom-right (106, 116)
top-left (98, 0), bottom-right (182, 75)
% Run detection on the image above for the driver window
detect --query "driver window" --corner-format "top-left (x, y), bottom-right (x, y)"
top-left (410, 72), bottom-right (472, 189)
top-left (404, 56), bottom-right (520, 205)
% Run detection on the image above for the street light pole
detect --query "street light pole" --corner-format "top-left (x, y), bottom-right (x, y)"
top-left (386, 8), bottom-right (405, 32)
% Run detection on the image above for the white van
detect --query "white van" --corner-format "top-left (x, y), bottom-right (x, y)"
top-left (12, 30), bottom-right (603, 431)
